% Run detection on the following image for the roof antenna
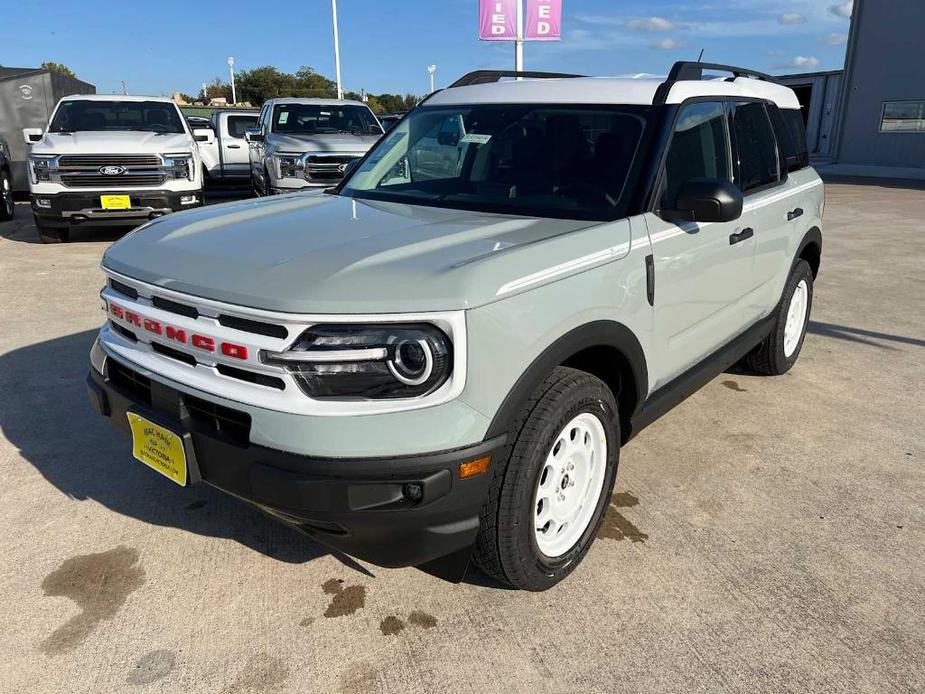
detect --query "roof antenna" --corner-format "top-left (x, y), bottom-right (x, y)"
top-left (696, 49), bottom-right (704, 63)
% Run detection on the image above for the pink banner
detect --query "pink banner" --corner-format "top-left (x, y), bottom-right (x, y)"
top-left (479, 0), bottom-right (517, 41)
top-left (525, 0), bottom-right (562, 40)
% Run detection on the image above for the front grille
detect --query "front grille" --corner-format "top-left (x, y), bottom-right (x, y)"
top-left (216, 364), bottom-right (286, 390)
top-left (112, 324), bottom-right (138, 342)
top-left (184, 395), bottom-right (251, 446)
top-left (218, 314), bottom-right (288, 339)
top-left (58, 155), bottom-right (163, 168)
top-left (109, 278), bottom-right (139, 299)
top-left (305, 154), bottom-right (360, 183)
top-left (61, 173), bottom-right (166, 188)
top-left (152, 296), bottom-right (199, 319)
top-left (151, 342), bottom-right (197, 366)
top-left (108, 359), bottom-right (152, 406)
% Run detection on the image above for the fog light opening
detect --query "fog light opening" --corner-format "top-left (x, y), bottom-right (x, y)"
top-left (402, 482), bottom-right (424, 502)
top-left (180, 194), bottom-right (198, 205)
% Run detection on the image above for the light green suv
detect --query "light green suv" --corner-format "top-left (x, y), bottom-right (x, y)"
top-left (87, 63), bottom-right (823, 590)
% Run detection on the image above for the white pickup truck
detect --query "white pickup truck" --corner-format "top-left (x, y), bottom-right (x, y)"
top-left (24, 94), bottom-right (210, 243)
top-left (196, 109), bottom-right (258, 187)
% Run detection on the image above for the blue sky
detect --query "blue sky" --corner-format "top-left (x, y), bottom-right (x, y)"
top-left (1, 0), bottom-right (852, 97)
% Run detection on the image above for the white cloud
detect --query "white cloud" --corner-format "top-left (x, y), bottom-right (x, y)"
top-left (828, 2), bottom-right (853, 19)
top-left (826, 32), bottom-right (848, 45)
top-left (779, 55), bottom-right (821, 69)
top-left (627, 17), bottom-right (682, 32)
top-left (778, 13), bottom-right (807, 25)
top-left (652, 38), bottom-right (688, 50)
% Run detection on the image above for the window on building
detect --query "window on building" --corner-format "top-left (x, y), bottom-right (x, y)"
top-left (731, 102), bottom-right (780, 193)
top-left (660, 101), bottom-right (731, 209)
top-left (880, 101), bottom-right (925, 133)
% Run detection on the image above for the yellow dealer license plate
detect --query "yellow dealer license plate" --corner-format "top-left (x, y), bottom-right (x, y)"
top-left (100, 195), bottom-right (131, 210)
top-left (127, 413), bottom-right (187, 486)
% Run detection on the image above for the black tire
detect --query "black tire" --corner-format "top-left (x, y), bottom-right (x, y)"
top-left (746, 259), bottom-right (814, 375)
top-left (0, 170), bottom-right (14, 221)
top-left (473, 367), bottom-right (620, 591)
top-left (35, 216), bottom-right (70, 243)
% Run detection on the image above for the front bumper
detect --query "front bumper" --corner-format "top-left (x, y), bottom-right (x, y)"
top-left (31, 190), bottom-right (203, 226)
top-left (86, 359), bottom-right (501, 569)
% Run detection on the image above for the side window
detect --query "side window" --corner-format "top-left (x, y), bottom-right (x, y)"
top-left (768, 105), bottom-right (809, 173)
top-left (731, 102), bottom-right (780, 193)
top-left (660, 101), bottom-right (731, 209)
top-left (259, 105), bottom-right (269, 132)
top-left (227, 116), bottom-right (257, 139)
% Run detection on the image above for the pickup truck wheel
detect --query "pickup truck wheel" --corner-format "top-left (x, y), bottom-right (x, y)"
top-left (0, 171), bottom-right (14, 221)
top-left (746, 259), bottom-right (813, 375)
top-left (473, 367), bottom-right (619, 591)
top-left (34, 216), bottom-right (70, 243)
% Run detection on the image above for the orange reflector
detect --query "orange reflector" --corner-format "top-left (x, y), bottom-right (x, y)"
top-left (459, 456), bottom-right (491, 479)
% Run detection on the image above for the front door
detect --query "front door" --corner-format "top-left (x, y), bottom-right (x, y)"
top-left (644, 101), bottom-right (757, 388)
top-left (221, 113), bottom-right (257, 178)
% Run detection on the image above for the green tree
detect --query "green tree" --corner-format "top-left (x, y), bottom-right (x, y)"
top-left (201, 77), bottom-right (232, 101)
top-left (41, 61), bottom-right (77, 79)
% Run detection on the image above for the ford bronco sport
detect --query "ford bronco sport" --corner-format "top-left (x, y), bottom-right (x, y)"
top-left (87, 63), bottom-right (823, 591)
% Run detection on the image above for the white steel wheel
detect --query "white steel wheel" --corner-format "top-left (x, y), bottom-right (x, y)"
top-left (533, 412), bottom-right (608, 558)
top-left (783, 279), bottom-right (809, 357)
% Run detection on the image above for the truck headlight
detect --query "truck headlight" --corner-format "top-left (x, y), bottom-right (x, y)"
top-left (260, 324), bottom-right (452, 399)
top-left (29, 155), bottom-right (57, 183)
top-left (275, 154), bottom-right (305, 179)
top-left (163, 153), bottom-right (193, 181)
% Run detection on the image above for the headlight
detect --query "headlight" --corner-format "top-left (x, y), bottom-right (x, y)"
top-left (275, 153), bottom-right (305, 179)
top-left (260, 324), bottom-right (452, 399)
top-left (163, 153), bottom-right (193, 180)
top-left (30, 155), bottom-right (57, 183)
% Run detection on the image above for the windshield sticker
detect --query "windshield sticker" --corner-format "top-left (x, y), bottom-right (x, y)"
top-left (461, 133), bottom-right (492, 145)
top-left (278, 112), bottom-right (289, 124)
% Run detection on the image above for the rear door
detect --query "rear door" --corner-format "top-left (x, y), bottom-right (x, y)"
top-left (644, 100), bottom-right (757, 387)
top-left (220, 113), bottom-right (257, 178)
top-left (729, 101), bottom-right (792, 313)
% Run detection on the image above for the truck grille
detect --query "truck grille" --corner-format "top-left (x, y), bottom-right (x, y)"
top-left (56, 154), bottom-right (167, 189)
top-left (61, 173), bottom-right (166, 188)
top-left (58, 155), bottom-right (163, 168)
top-left (305, 154), bottom-right (361, 183)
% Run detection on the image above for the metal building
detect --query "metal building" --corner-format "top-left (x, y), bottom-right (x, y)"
top-left (0, 66), bottom-right (96, 191)
top-left (777, 70), bottom-right (844, 163)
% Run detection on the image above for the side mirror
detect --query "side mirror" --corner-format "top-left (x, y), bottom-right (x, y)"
top-left (671, 178), bottom-right (743, 223)
top-left (23, 127), bottom-right (43, 144)
top-left (244, 128), bottom-right (264, 143)
top-left (193, 128), bottom-right (214, 144)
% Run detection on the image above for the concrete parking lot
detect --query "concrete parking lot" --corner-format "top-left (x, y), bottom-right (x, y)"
top-left (0, 183), bottom-right (922, 693)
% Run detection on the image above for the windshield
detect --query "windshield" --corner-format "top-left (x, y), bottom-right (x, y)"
top-left (340, 104), bottom-right (651, 220)
top-left (272, 104), bottom-right (382, 135)
top-left (49, 100), bottom-right (186, 134)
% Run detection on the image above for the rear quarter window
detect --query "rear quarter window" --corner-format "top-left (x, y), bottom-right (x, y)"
top-left (770, 106), bottom-right (809, 172)
top-left (731, 102), bottom-right (780, 193)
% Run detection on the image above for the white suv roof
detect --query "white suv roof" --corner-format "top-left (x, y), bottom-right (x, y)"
top-left (57, 94), bottom-right (177, 104)
top-left (263, 98), bottom-right (368, 107)
top-left (428, 63), bottom-right (800, 111)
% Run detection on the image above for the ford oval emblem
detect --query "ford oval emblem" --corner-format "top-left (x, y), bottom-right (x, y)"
top-left (338, 163), bottom-right (348, 173)
top-left (99, 165), bottom-right (127, 176)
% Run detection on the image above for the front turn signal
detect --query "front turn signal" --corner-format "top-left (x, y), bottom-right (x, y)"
top-left (459, 456), bottom-right (491, 479)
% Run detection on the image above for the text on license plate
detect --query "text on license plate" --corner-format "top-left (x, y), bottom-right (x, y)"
top-left (126, 413), bottom-right (187, 486)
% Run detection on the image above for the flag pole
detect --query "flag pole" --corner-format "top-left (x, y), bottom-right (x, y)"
top-left (515, 0), bottom-right (524, 75)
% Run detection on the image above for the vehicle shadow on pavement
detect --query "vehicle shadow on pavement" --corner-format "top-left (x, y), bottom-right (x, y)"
top-left (0, 328), bottom-right (369, 573)
top-left (0, 214), bottom-right (133, 244)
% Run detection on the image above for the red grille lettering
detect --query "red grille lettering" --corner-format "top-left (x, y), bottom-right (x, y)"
top-left (221, 342), bottom-right (248, 360)
top-left (192, 334), bottom-right (215, 352)
top-left (166, 326), bottom-right (187, 344)
top-left (110, 304), bottom-right (124, 319)
top-left (124, 311), bottom-right (142, 327)
top-left (143, 319), bottom-right (162, 335)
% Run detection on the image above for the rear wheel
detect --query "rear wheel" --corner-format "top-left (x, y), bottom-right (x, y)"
top-left (746, 259), bottom-right (813, 375)
top-left (34, 216), bottom-right (70, 243)
top-left (473, 367), bottom-right (619, 591)
top-left (0, 170), bottom-right (14, 221)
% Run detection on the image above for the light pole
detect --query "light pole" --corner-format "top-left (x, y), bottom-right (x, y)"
top-left (227, 56), bottom-right (236, 105)
top-left (427, 64), bottom-right (436, 93)
top-left (331, 0), bottom-right (343, 99)
top-left (514, 0), bottom-right (524, 74)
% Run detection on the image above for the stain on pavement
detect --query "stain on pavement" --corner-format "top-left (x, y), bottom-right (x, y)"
top-left (127, 649), bottom-right (176, 685)
top-left (379, 615), bottom-right (405, 636)
top-left (322, 578), bottom-right (366, 618)
top-left (408, 610), bottom-right (438, 629)
top-left (598, 491), bottom-right (648, 543)
top-left (221, 652), bottom-right (290, 693)
top-left (722, 380), bottom-right (747, 392)
top-left (40, 545), bottom-right (145, 655)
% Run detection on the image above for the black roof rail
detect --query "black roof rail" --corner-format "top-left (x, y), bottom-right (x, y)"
top-left (448, 70), bottom-right (584, 89)
top-left (653, 61), bottom-right (781, 105)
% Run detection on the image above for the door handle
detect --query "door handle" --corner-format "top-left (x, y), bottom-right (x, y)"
top-left (787, 207), bottom-right (804, 221)
top-left (729, 227), bottom-right (754, 245)
top-left (227, 144), bottom-right (241, 149)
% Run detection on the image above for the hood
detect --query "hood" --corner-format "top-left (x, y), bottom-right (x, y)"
top-left (32, 131), bottom-right (194, 155)
top-left (268, 132), bottom-right (380, 154)
top-left (102, 193), bottom-right (613, 314)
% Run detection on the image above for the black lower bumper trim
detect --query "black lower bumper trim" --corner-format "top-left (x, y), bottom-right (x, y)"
top-left (88, 363), bottom-right (501, 569)
top-left (32, 190), bottom-right (202, 225)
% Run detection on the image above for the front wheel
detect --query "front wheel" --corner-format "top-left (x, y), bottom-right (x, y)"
top-left (0, 170), bottom-right (14, 221)
top-left (746, 259), bottom-right (814, 375)
top-left (474, 367), bottom-right (619, 591)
